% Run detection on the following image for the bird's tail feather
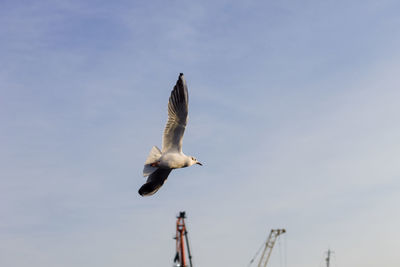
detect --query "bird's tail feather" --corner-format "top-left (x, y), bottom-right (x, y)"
top-left (143, 146), bottom-right (162, 177)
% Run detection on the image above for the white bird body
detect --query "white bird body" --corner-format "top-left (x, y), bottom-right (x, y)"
top-left (159, 152), bottom-right (192, 169)
top-left (138, 73), bottom-right (202, 196)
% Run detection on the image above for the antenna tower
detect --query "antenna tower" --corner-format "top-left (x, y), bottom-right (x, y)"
top-left (173, 211), bottom-right (193, 267)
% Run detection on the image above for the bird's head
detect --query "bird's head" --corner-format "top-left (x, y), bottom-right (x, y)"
top-left (189, 156), bottom-right (203, 166)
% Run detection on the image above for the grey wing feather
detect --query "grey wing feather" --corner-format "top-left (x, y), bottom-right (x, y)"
top-left (138, 168), bottom-right (172, 196)
top-left (162, 73), bottom-right (189, 153)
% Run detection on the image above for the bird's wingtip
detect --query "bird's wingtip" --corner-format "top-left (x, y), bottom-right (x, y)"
top-left (138, 186), bottom-right (150, 197)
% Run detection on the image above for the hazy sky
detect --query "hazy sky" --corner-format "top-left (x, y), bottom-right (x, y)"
top-left (1, 1), bottom-right (400, 266)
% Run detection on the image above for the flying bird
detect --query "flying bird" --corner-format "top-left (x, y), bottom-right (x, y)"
top-left (139, 73), bottom-right (202, 196)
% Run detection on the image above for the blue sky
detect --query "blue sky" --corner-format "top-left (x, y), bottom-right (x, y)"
top-left (1, 1), bottom-right (400, 266)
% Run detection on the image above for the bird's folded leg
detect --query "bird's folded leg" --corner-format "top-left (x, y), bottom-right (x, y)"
top-left (150, 161), bottom-right (160, 167)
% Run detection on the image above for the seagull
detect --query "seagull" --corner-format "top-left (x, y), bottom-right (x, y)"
top-left (138, 73), bottom-right (202, 196)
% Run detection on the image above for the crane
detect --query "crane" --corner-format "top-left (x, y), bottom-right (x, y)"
top-left (248, 229), bottom-right (286, 267)
top-left (173, 211), bottom-right (193, 267)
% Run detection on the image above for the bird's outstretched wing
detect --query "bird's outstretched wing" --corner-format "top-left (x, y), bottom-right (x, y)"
top-left (138, 168), bottom-right (172, 196)
top-left (162, 73), bottom-right (189, 153)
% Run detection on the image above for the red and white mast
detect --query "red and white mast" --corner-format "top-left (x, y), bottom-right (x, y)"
top-left (173, 211), bottom-right (193, 267)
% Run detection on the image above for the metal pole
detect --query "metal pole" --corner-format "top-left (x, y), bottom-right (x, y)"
top-left (178, 217), bottom-right (186, 267)
top-left (326, 249), bottom-right (331, 267)
top-left (184, 230), bottom-right (193, 267)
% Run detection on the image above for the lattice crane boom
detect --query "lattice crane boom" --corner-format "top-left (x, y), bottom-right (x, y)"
top-left (258, 229), bottom-right (285, 267)
top-left (248, 229), bottom-right (286, 267)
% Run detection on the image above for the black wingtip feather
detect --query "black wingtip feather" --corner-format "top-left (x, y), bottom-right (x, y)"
top-left (138, 182), bottom-right (158, 196)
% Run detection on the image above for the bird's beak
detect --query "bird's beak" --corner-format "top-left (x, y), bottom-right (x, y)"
top-left (196, 162), bottom-right (203, 166)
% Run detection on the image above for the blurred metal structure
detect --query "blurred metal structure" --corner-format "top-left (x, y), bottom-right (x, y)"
top-left (325, 249), bottom-right (335, 267)
top-left (173, 211), bottom-right (193, 267)
top-left (248, 229), bottom-right (286, 267)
